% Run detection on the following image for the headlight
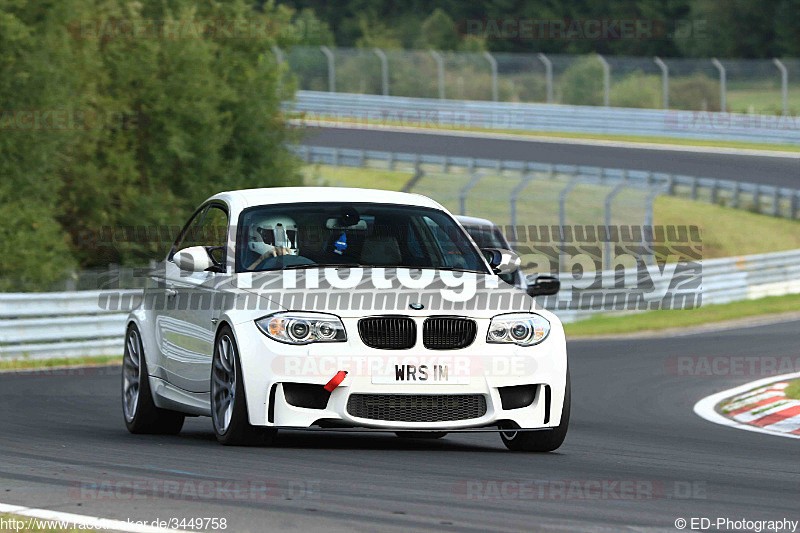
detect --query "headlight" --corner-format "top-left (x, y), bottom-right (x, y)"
top-left (487, 313), bottom-right (550, 346)
top-left (256, 312), bottom-right (346, 345)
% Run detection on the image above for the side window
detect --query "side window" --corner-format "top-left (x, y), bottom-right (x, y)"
top-left (196, 206), bottom-right (229, 266)
top-left (170, 208), bottom-right (206, 259)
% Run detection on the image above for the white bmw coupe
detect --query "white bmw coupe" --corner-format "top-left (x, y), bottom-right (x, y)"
top-left (122, 187), bottom-right (568, 451)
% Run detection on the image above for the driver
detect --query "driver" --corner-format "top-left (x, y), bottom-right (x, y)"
top-left (247, 215), bottom-right (298, 269)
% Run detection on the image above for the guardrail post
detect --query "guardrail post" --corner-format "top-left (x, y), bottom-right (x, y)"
top-left (710, 179), bottom-right (719, 205)
top-left (792, 192), bottom-right (799, 219)
top-left (429, 50), bottom-right (445, 100)
top-left (483, 51), bottom-right (499, 102)
top-left (773, 59), bottom-right (789, 117)
top-left (732, 181), bottom-right (740, 208)
top-left (374, 48), bottom-right (389, 96)
top-left (331, 147), bottom-right (339, 166)
top-left (510, 173), bottom-right (535, 229)
top-left (654, 57), bottom-right (669, 109)
top-left (538, 53), bottom-right (553, 103)
top-left (690, 176), bottom-right (698, 200)
top-left (603, 183), bottom-right (625, 271)
top-left (387, 151), bottom-right (394, 170)
top-left (597, 55), bottom-right (611, 107)
top-left (666, 174), bottom-right (675, 196)
top-left (321, 46), bottom-right (336, 92)
top-left (460, 171), bottom-right (484, 215)
top-left (711, 58), bottom-right (726, 112)
top-left (559, 174), bottom-right (579, 270)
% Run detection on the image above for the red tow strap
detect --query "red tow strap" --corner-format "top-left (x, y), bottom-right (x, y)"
top-left (324, 370), bottom-right (348, 392)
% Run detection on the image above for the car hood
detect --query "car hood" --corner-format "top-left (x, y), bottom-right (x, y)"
top-left (224, 267), bottom-right (539, 320)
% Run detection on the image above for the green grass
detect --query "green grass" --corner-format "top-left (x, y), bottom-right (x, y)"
top-left (0, 513), bottom-right (81, 532)
top-left (296, 114), bottom-right (800, 153)
top-left (564, 293), bottom-right (800, 337)
top-left (0, 355), bottom-right (120, 372)
top-left (655, 196), bottom-right (800, 259)
top-left (785, 379), bottom-right (800, 400)
top-left (727, 87), bottom-right (800, 116)
top-left (304, 163), bottom-right (800, 261)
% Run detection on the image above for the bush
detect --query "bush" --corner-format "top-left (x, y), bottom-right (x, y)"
top-left (670, 75), bottom-right (721, 112)
top-left (610, 72), bottom-right (662, 109)
top-left (558, 55), bottom-right (604, 106)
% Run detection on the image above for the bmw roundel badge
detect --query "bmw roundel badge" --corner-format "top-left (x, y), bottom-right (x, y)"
top-left (409, 302), bottom-right (424, 310)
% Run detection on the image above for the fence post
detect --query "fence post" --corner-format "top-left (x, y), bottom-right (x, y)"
top-left (271, 45), bottom-right (283, 65)
top-left (753, 186), bottom-right (760, 214)
top-left (711, 58), bottom-right (726, 112)
top-left (429, 50), bottom-right (445, 100)
top-left (483, 51), bottom-right (499, 102)
top-left (460, 171), bottom-right (484, 215)
top-left (374, 48), bottom-right (389, 96)
top-left (654, 56), bottom-right (669, 109)
top-left (320, 46), bottom-right (336, 92)
top-left (559, 173), bottom-right (579, 271)
top-left (272, 45), bottom-right (284, 91)
top-left (537, 53), bottom-right (553, 104)
top-left (603, 183), bottom-right (626, 270)
top-left (773, 58), bottom-right (789, 117)
top-left (772, 188), bottom-right (780, 217)
top-left (597, 55), bottom-right (611, 107)
top-left (642, 186), bottom-right (667, 266)
top-left (509, 173), bottom-right (535, 229)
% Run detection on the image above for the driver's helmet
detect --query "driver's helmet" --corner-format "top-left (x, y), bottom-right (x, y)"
top-left (248, 215), bottom-right (298, 256)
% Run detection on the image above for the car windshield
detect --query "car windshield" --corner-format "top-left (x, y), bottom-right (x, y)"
top-left (237, 202), bottom-right (489, 273)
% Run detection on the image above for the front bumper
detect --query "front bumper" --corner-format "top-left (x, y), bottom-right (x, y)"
top-left (232, 317), bottom-right (568, 430)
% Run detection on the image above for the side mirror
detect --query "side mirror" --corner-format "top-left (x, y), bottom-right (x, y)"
top-left (173, 246), bottom-right (214, 273)
top-left (526, 275), bottom-right (560, 297)
top-left (481, 248), bottom-right (521, 275)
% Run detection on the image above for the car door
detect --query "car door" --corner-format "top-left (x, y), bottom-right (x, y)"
top-left (160, 203), bottom-right (229, 393)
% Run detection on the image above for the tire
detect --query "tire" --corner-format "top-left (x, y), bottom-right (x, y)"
top-left (122, 324), bottom-right (185, 435)
top-left (500, 370), bottom-right (570, 452)
top-left (395, 432), bottom-right (448, 439)
top-left (211, 325), bottom-right (276, 446)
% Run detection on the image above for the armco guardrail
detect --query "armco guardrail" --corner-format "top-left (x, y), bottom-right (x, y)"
top-left (291, 91), bottom-right (800, 145)
top-left (296, 145), bottom-right (800, 219)
top-left (1, 249), bottom-right (799, 360)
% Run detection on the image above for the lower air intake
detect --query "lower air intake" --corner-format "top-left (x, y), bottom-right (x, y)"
top-left (346, 394), bottom-right (487, 422)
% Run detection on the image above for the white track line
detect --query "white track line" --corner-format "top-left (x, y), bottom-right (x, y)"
top-left (295, 119), bottom-right (800, 158)
top-left (0, 503), bottom-right (181, 533)
top-left (693, 372), bottom-right (800, 439)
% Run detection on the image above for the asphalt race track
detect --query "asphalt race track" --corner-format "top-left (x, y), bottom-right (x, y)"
top-left (304, 127), bottom-right (800, 189)
top-left (2, 319), bottom-right (798, 532)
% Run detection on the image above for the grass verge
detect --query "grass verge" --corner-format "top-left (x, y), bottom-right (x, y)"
top-left (564, 293), bottom-right (800, 337)
top-left (785, 379), bottom-right (800, 400)
top-left (0, 513), bottom-right (80, 532)
top-left (298, 116), bottom-right (800, 153)
top-left (0, 355), bottom-right (120, 372)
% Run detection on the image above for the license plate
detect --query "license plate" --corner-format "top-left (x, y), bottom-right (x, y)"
top-left (371, 364), bottom-right (469, 385)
